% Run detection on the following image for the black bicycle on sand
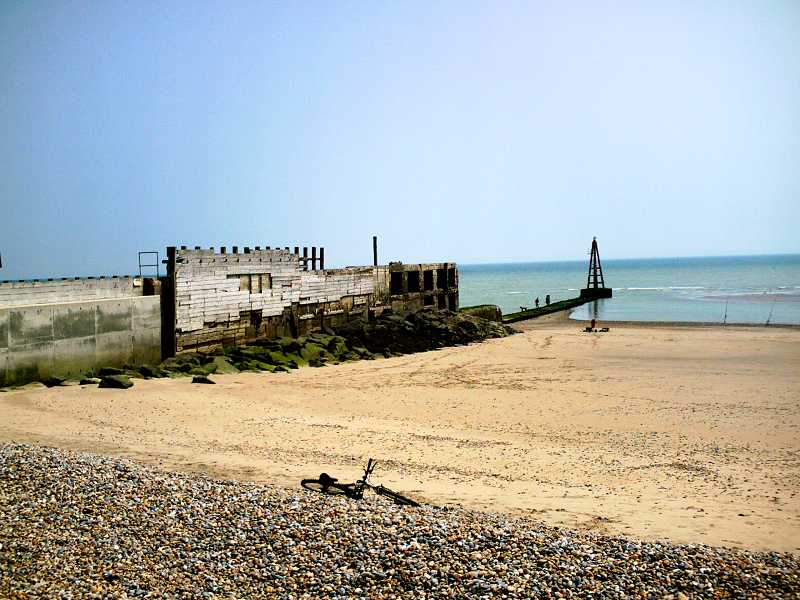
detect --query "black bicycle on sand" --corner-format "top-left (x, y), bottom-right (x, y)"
top-left (301, 458), bottom-right (420, 507)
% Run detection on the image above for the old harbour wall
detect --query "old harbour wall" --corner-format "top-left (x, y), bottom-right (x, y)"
top-left (166, 246), bottom-right (458, 354)
top-left (0, 244), bottom-right (459, 385)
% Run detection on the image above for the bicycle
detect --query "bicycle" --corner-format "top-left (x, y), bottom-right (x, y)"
top-left (301, 458), bottom-right (420, 507)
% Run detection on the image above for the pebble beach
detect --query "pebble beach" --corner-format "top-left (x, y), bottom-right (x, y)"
top-left (2, 444), bottom-right (797, 599)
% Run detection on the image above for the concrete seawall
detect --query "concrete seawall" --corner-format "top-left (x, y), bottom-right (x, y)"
top-left (0, 295), bottom-right (161, 387)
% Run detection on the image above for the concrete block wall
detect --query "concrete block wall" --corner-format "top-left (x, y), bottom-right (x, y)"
top-left (0, 276), bottom-right (144, 308)
top-left (0, 295), bottom-right (161, 387)
top-left (172, 247), bottom-right (375, 352)
top-left (385, 262), bottom-right (459, 312)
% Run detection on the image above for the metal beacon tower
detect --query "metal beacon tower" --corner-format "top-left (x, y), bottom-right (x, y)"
top-left (580, 237), bottom-right (612, 299)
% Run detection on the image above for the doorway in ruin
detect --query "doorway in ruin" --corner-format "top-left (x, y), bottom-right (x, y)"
top-left (407, 271), bottom-right (420, 293)
top-left (436, 268), bottom-right (447, 290)
top-left (390, 272), bottom-right (404, 295)
top-left (423, 270), bottom-right (434, 291)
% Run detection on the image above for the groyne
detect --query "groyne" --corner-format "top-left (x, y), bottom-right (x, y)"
top-left (460, 296), bottom-right (592, 325)
top-left (501, 297), bottom-right (590, 324)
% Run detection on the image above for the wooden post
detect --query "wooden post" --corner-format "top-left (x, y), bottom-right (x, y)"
top-left (311, 247), bottom-right (317, 271)
top-left (319, 247), bottom-right (325, 270)
top-left (373, 236), bottom-right (378, 266)
top-left (161, 246), bottom-right (177, 359)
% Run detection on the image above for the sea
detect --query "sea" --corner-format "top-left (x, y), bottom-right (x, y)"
top-left (458, 254), bottom-right (800, 325)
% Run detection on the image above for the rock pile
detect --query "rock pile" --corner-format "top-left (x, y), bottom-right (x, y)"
top-left (25, 309), bottom-right (514, 389)
top-left (1, 444), bottom-right (797, 599)
top-left (335, 308), bottom-right (515, 356)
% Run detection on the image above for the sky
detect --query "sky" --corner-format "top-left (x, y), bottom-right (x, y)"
top-left (1, 1), bottom-right (799, 279)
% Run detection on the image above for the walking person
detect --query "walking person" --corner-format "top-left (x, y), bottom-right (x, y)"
top-left (535, 297), bottom-right (540, 308)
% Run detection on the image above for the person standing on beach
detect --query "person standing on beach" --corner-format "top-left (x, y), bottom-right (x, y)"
top-left (535, 297), bottom-right (540, 308)
top-left (545, 294), bottom-right (550, 306)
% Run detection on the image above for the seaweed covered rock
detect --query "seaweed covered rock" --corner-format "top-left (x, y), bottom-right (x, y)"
top-left (98, 374), bottom-right (133, 389)
top-left (152, 308), bottom-right (512, 378)
top-left (334, 308), bottom-right (514, 355)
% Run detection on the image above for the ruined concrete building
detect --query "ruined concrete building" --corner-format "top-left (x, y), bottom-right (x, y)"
top-left (0, 244), bottom-right (459, 386)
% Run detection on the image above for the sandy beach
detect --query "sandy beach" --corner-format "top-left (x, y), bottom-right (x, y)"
top-left (2, 315), bottom-right (798, 554)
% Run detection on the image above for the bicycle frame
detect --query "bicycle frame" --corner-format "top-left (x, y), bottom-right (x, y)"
top-left (349, 458), bottom-right (378, 499)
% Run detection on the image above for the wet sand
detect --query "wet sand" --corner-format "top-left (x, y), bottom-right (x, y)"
top-left (1, 315), bottom-right (798, 553)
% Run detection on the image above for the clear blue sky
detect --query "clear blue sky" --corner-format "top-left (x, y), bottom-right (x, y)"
top-left (1, 1), bottom-right (798, 278)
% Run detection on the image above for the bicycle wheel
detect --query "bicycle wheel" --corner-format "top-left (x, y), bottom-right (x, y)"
top-left (375, 485), bottom-right (420, 507)
top-left (301, 479), bottom-right (352, 496)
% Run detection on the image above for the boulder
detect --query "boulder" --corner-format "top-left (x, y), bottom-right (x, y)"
top-left (277, 337), bottom-right (303, 353)
top-left (98, 367), bottom-right (125, 376)
top-left (211, 356), bottom-right (239, 374)
top-left (98, 375), bottom-right (133, 389)
top-left (191, 375), bottom-right (215, 384)
top-left (139, 364), bottom-right (168, 378)
top-left (43, 376), bottom-right (66, 387)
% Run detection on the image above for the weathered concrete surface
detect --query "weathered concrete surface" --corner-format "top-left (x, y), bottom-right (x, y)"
top-left (0, 296), bottom-right (160, 387)
top-left (459, 304), bottom-right (503, 322)
top-left (0, 277), bottom-right (143, 308)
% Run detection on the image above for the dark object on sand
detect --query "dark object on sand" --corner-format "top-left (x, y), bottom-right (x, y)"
top-left (191, 375), bottom-right (215, 384)
top-left (301, 458), bottom-right (419, 507)
top-left (98, 374), bottom-right (133, 389)
top-left (98, 367), bottom-right (126, 377)
top-left (43, 376), bottom-right (66, 387)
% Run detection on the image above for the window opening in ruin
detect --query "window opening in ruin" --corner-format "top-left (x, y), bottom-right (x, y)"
top-left (438, 293), bottom-right (447, 309)
top-left (436, 268), bottom-right (447, 290)
top-left (227, 273), bottom-right (271, 294)
top-left (424, 294), bottom-right (435, 306)
top-left (423, 270), bottom-right (434, 291)
top-left (390, 272), bottom-right (404, 295)
top-left (448, 292), bottom-right (457, 310)
top-left (447, 268), bottom-right (456, 288)
top-left (407, 271), bottom-right (420, 293)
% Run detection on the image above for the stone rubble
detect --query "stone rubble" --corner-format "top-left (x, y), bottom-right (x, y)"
top-left (1, 444), bottom-right (797, 599)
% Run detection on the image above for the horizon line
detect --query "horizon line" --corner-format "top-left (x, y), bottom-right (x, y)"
top-left (457, 251), bottom-right (800, 266)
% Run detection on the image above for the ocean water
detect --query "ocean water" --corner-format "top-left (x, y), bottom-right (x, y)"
top-left (458, 255), bottom-right (800, 325)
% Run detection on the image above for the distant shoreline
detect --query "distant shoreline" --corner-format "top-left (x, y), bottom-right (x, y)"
top-left (567, 317), bottom-right (800, 330)
top-left (511, 308), bottom-right (800, 330)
